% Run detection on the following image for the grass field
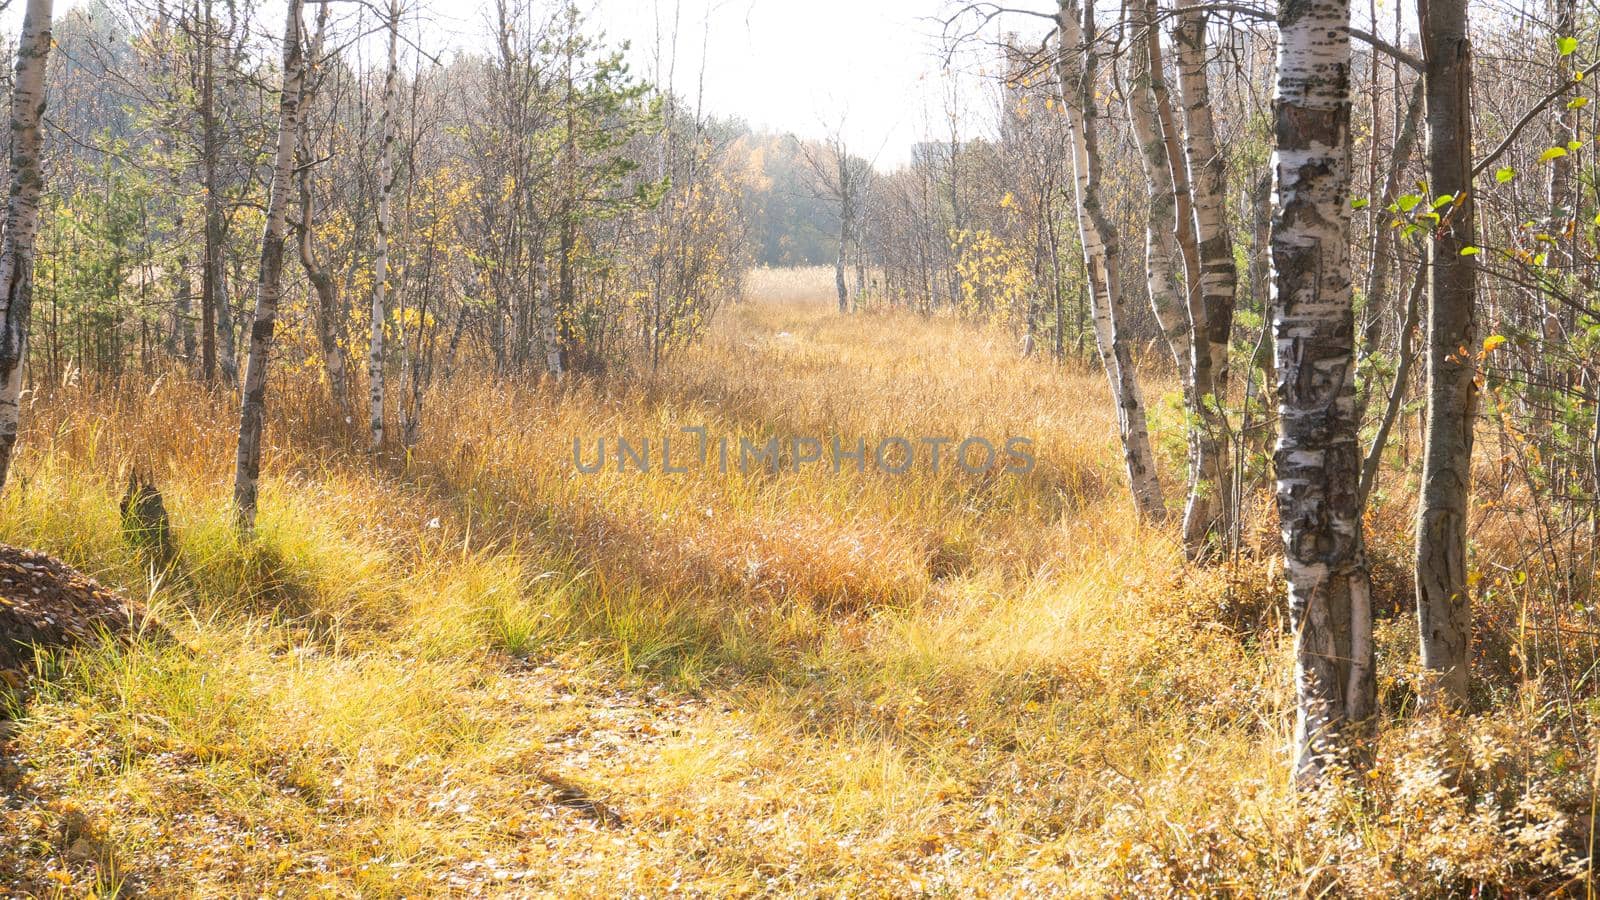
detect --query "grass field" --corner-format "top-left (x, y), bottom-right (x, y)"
top-left (0, 268), bottom-right (1587, 896)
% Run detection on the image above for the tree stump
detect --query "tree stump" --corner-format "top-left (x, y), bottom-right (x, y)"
top-left (120, 473), bottom-right (176, 569)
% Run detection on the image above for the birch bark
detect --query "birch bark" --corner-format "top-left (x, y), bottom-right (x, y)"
top-left (1175, 8), bottom-right (1237, 556)
top-left (1059, 0), bottom-right (1166, 522)
top-left (232, 0), bottom-right (306, 531)
top-left (1271, 0), bottom-right (1375, 781)
top-left (369, 0), bottom-right (400, 448)
top-left (0, 0), bottom-right (52, 491)
top-left (1124, 0), bottom-right (1193, 379)
top-left (296, 6), bottom-right (347, 407)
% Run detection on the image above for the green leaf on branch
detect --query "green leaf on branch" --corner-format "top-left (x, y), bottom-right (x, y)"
top-left (1496, 166), bottom-right (1517, 183)
top-left (1540, 146), bottom-right (1570, 162)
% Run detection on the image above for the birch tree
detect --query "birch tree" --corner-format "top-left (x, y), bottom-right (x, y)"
top-left (1125, 0), bottom-right (1238, 559)
top-left (179, 0), bottom-right (243, 387)
top-left (1271, 0), bottom-right (1374, 781)
top-left (1124, 0), bottom-right (1192, 379)
top-left (295, 4), bottom-right (348, 406)
top-left (1174, 8), bottom-right (1237, 555)
top-left (369, 0), bottom-right (400, 448)
top-left (0, 0), bottom-right (53, 492)
top-left (193, 1), bottom-right (223, 384)
top-left (479, 0), bottom-right (553, 378)
top-left (232, 0), bottom-right (307, 532)
top-left (1059, 0), bottom-right (1166, 522)
top-left (798, 126), bottom-right (868, 316)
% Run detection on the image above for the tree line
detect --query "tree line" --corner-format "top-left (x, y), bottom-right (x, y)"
top-left (0, 0), bottom-right (759, 529)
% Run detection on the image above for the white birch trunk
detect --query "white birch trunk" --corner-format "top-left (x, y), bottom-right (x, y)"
top-left (369, 0), bottom-right (399, 448)
top-left (535, 259), bottom-right (562, 378)
top-left (1175, 9), bottom-right (1237, 557)
top-left (1059, 0), bottom-right (1166, 522)
top-left (232, 0), bottom-right (306, 531)
top-left (1271, 0), bottom-right (1374, 782)
top-left (0, 0), bottom-right (53, 491)
top-left (1124, 0), bottom-right (1193, 381)
top-left (296, 6), bottom-right (347, 407)
top-left (215, 255), bottom-right (238, 385)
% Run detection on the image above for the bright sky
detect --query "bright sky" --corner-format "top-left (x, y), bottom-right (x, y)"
top-left (39, 0), bottom-right (1477, 172)
top-left (420, 0), bottom-right (1021, 170)
top-left (572, 0), bottom-right (999, 169)
top-left (15, 0), bottom-right (1020, 170)
top-left (360, 0), bottom-right (1030, 170)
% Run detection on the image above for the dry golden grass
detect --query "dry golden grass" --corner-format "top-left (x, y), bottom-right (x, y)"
top-left (0, 267), bottom-right (1591, 896)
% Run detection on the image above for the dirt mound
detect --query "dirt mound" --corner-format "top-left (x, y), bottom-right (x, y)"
top-left (0, 547), bottom-right (144, 683)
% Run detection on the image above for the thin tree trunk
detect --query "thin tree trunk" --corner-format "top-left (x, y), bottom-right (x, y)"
top-left (1125, 0), bottom-right (1193, 379)
top-left (1361, 261), bottom-right (1425, 500)
top-left (1543, 0), bottom-right (1577, 505)
top-left (369, 0), bottom-right (399, 448)
top-left (1174, 8), bottom-right (1237, 557)
top-left (536, 259), bottom-right (562, 378)
top-left (1059, 0), bottom-right (1166, 522)
top-left (298, 175), bottom-right (347, 405)
top-left (556, 211), bottom-right (576, 369)
top-left (854, 203), bottom-right (867, 302)
top-left (1547, 0), bottom-right (1577, 272)
top-left (1359, 77), bottom-right (1424, 365)
top-left (1272, 0), bottom-right (1374, 782)
top-left (398, 284), bottom-right (428, 448)
top-left (1415, 0), bottom-right (1476, 706)
top-left (173, 248), bottom-right (194, 363)
top-left (0, 0), bottom-right (52, 492)
top-left (199, 0), bottom-right (222, 384)
top-left (296, 7), bottom-right (345, 407)
top-left (1147, 15), bottom-right (1203, 317)
top-left (1023, 216), bottom-right (1044, 357)
top-left (554, 36), bottom-right (579, 370)
top-left (1247, 172), bottom-right (1275, 464)
top-left (835, 189), bottom-right (851, 314)
top-left (215, 250), bottom-right (237, 384)
top-left (232, 0), bottom-right (306, 532)
top-left (443, 304), bottom-right (468, 379)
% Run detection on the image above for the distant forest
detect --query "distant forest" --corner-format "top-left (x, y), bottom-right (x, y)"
top-left (736, 133), bottom-right (839, 267)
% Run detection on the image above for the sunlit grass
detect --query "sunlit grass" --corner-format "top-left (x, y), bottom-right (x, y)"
top-left (0, 268), bottom-right (1587, 895)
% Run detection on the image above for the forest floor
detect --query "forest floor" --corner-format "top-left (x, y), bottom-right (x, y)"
top-left (0, 268), bottom-right (1589, 897)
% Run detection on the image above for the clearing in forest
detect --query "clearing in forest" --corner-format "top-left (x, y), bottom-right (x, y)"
top-left (0, 268), bottom-right (1292, 895)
